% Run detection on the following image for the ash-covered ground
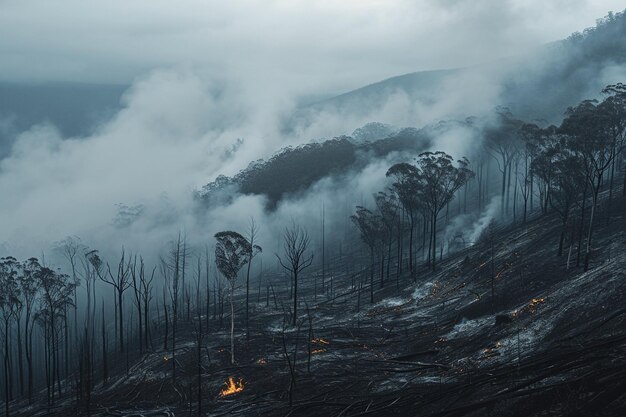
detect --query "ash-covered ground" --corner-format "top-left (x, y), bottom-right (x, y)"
top-left (17, 195), bottom-right (626, 417)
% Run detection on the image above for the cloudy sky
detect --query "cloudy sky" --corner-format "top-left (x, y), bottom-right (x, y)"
top-left (0, 0), bottom-right (624, 258)
top-left (1, 0), bottom-right (623, 94)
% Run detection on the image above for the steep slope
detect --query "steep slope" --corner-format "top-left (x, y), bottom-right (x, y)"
top-left (20, 182), bottom-right (626, 417)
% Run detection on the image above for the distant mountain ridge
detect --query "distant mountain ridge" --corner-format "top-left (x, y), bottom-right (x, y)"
top-left (298, 10), bottom-right (626, 125)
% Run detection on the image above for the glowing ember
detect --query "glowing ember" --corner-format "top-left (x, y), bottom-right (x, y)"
top-left (528, 297), bottom-right (546, 313)
top-left (220, 377), bottom-right (244, 397)
top-left (311, 338), bottom-right (330, 345)
top-left (511, 297), bottom-right (547, 318)
top-left (431, 281), bottom-right (441, 295)
top-left (311, 348), bottom-right (326, 355)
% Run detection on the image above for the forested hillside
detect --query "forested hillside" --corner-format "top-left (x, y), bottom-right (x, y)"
top-left (1, 80), bottom-right (625, 416)
top-left (1, 9), bottom-right (626, 417)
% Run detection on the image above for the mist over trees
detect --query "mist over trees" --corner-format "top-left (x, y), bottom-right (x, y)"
top-left (0, 74), bottom-right (625, 415)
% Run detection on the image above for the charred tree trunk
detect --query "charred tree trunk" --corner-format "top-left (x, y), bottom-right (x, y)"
top-left (584, 176), bottom-right (602, 272)
top-left (576, 182), bottom-right (588, 267)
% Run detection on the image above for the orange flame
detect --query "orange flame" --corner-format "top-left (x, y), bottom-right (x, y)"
top-left (220, 377), bottom-right (244, 397)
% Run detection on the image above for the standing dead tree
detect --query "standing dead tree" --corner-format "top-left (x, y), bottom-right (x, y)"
top-left (351, 207), bottom-right (383, 303)
top-left (244, 219), bottom-right (262, 339)
top-left (35, 265), bottom-right (76, 408)
top-left (485, 109), bottom-right (521, 218)
top-left (162, 234), bottom-right (184, 382)
top-left (549, 150), bottom-right (585, 256)
top-left (18, 258), bottom-right (41, 404)
top-left (130, 257), bottom-right (154, 354)
top-left (276, 223), bottom-right (314, 326)
top-left (214, 231), bottom-right (254, 364)
top-left (0, 257), bottom-right (21, 417)
top-left (89, 249), bottom-right (132, 353)
top-left (562, 98), bottom-right (626, 270)
top-left (374, 192), bottom-right (399, 287)
top-left (55, 236), bottom-right (83, 377)
top-left (386, 162), bottom-right (421, 280)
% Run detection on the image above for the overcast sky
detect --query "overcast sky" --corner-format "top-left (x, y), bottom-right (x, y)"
top-left (1, 0), bottom-right (623, 95)
top-left (0, 0), bottom-right (624, 258)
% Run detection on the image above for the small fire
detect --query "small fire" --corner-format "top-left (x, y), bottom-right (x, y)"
top-left (311, 338), bottom-right (330, 345)
top-left (220, 377), bottom-right (244, 397)
top-left (528, 297), bottom-right (546, 313)
top-left (311, 348), bottom-right (326, 355)
top-left (511, 297), bottom-right (547, 318)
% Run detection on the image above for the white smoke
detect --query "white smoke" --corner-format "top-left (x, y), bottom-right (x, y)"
top-left (469, 196), bottom-right (501, 244)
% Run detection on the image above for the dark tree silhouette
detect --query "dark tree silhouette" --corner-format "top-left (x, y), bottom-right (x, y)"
top-left (214, 231), bottom-right (252, 364)
top-left (386, 162), bottom-right (422, 279)
top-left (485, 109), bottom-right (521, 217)
top-left (562, 99), bottom-right (625, 270)
top-left (88, 249), bottom-right (132, 352)
top-left (374, 192), bottom-right (399, 287)
top-left (18, 258), bottom-right (41, 403)
top-left (414, 151), bottom-right (474, 271)
top-left (0, 257), bottom-right (21, 417)
top-left (35, 265), bottom-right (76, 407)
top-left (244, 219), bottom-right (262, 339)
top-left (549, 148), bottom-right (585, 256)
top-left (276, 224), bottom-right (314, 325)
top-left (351, 207), bottom-right (384, 302)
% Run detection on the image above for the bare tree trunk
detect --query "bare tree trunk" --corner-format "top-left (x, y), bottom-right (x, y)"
top-left (25, 312), bottom-right (33, 403)
top-left (322, 202), bottom-right (325, 296)
top-left (230, 281), bottom-right (235, 364)
top-left (17, 315), bottom-right (24, 397)
top-left (576, 182), bottom-right (588, 267)
top-left (4, 319), bottom-right (10, 417)
top-left (606, 156), bottom-right (616, 225)
top-left (408, 213), bottom-right (414, 279)
top-left (118, 291), bottom-right (124, 352)
top-left (197, 306), bottom-right (202, 417)
top-left (102, 303), bottom-right (108, 383)
top-left (558, 219), bottom-right (567, 257)
top-left (584, 179), bottom-right (601, 272)
top-left (370, 247), bottom-right (374, 304)
top-left (292, 271), bottom-right (298, 326)
top-left (206, 248), bottom-right (211, 332)
top-left (245, 260), bottom-right (251, 339)
top-left (431, 213), bottom-right (438, 272)
top-left (163, 303), bottom-right (169, 351)
top-left (500, 162), bottom-right (506, 217)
